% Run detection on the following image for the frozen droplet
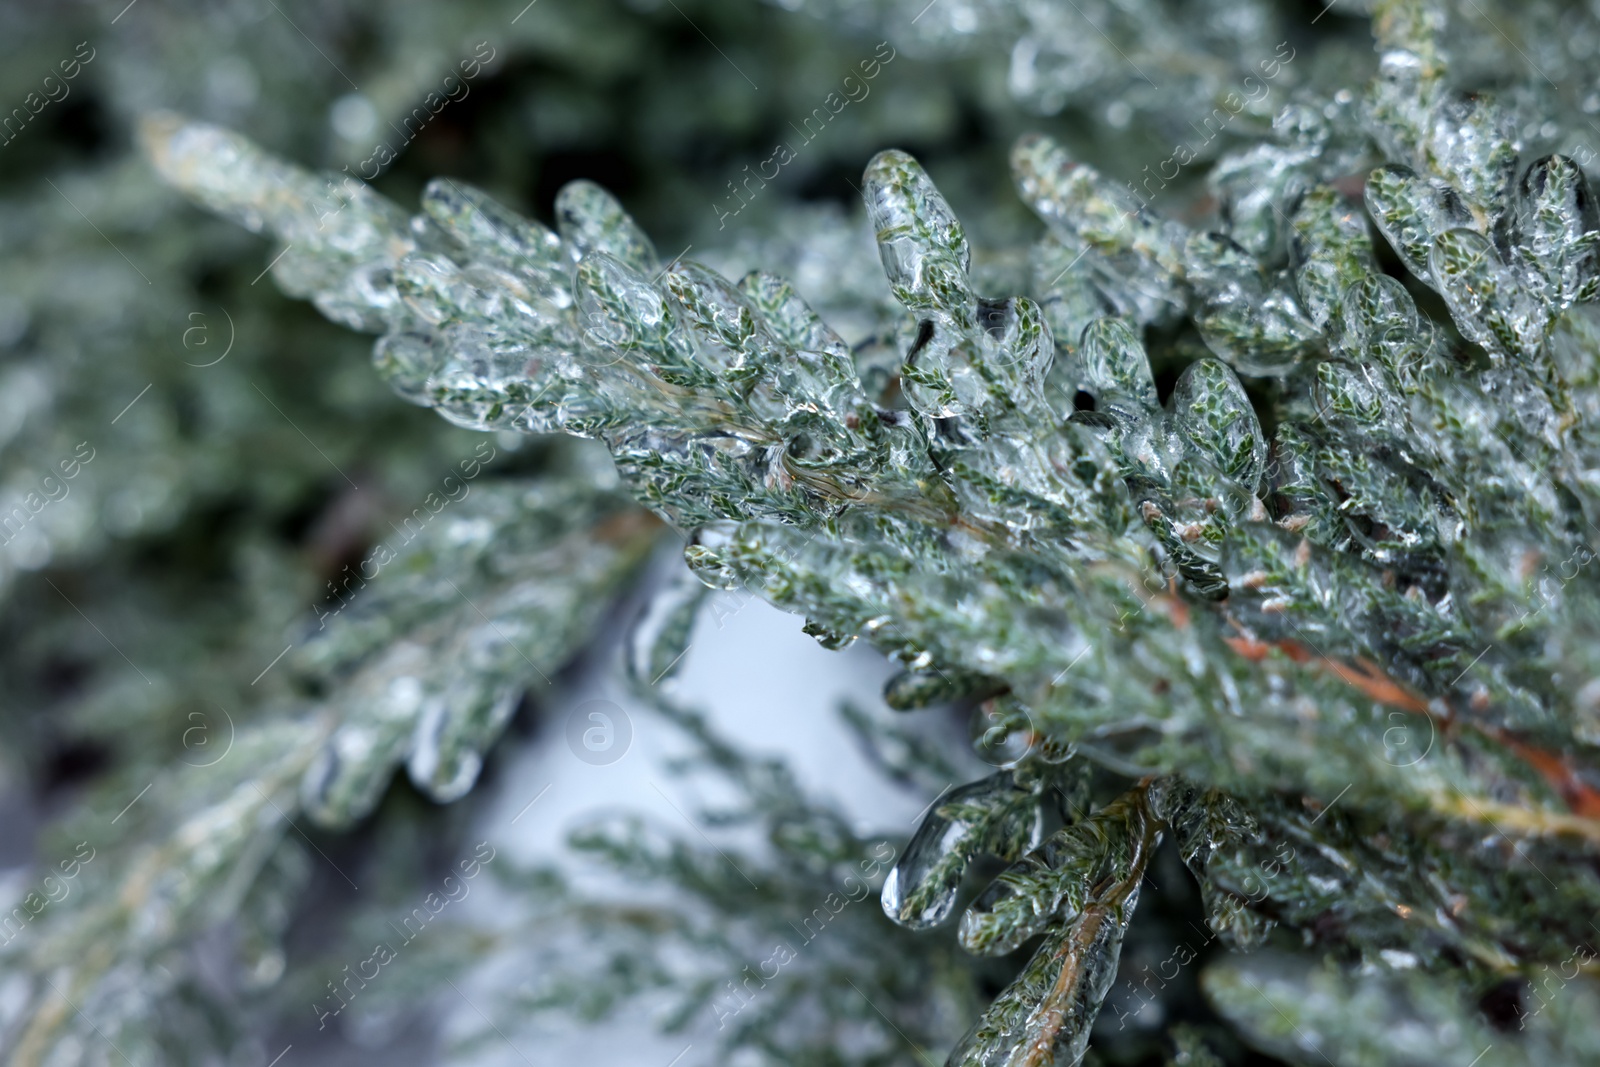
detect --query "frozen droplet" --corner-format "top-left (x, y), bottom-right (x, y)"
top-left (1429, 227), bottom-right (1547, 360)
top-left (881, 773), bottom-right (1041, 930)
top-left (555, 180), bottom-right (657, 275)
top-left (421, 178), bottom-right (566, 288)
top-left (662, 260), bottom-right (765, 376)
top-left (1513, 154), bottom-right (1600, 306)
top-left (1185, 232), bottom-right (1319, 375)
top-left (1171, 358), bottom-right (1267, 490)
top-left (372, 332), bottom-right (444, 405)
top-left (573, 251), bottom-right (676, 368)
top-left (1336, 274), bottom-right (1429, 373)
top-left (1365, 164), bottom-right (1474, 286)
top-left (1077, 318), bottom-right (1157, 411)
top-left (863, 149), bottom-right (973, 319)
top-left (407, 686), bottom-right (518, 803)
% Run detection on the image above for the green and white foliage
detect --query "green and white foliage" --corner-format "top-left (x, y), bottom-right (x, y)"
top-left (125, 0), bottom-right (1600, 1061)
top-left (1204, 951), bottom-right (1600, 1066)
top-left (0, 458), bottom-right (655, 1064)
top-left (421, 693), bottom-right (993, 1067)
top-left (292, 461), bottom-right (657, 824)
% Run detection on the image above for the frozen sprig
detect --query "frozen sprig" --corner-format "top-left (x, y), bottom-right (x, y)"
top-left (141, 0), bottom-right (1600, 1059)
top-left (0, 463), bottom-right (656, 1064)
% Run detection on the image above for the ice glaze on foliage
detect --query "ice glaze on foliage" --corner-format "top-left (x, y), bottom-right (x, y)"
top-left (144, 0), bottom-right (1600, 1060)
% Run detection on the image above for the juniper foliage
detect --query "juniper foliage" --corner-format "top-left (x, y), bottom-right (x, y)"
top-left (9, 0), bottom-right (1600, 1063)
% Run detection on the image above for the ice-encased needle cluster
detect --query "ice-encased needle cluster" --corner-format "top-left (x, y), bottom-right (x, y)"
top-left (0, 462), bottom-right (655, 1062)
top-left (291, 468), bottom-right (656, 824)
top-left (144, 0), bottom-right (1600, 1057)
top-left (142, 111), bottom-right (940, 533)
top-left (940, 781), bottom-right (1158, 1067)
top-left (880, 771), bottom-right (1045, 930)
